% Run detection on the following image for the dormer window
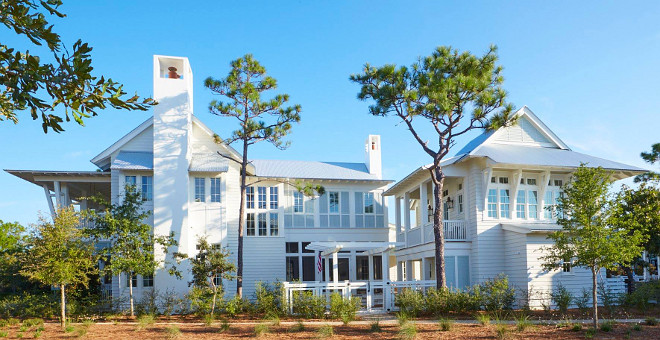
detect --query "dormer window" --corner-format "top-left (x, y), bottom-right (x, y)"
top-left (499, 177), bottom-right (509, 184)
top-left (527, 178), bottom-right (537, 185)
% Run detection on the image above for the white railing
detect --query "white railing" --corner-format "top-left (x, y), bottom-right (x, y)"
top-left (407, 227), bottom-right (422, 246)
top-left (414, 220), bottom-right (467, 246)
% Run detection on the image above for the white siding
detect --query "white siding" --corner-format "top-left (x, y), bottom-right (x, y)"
top-left (490, 116), bottom-right (553, 147)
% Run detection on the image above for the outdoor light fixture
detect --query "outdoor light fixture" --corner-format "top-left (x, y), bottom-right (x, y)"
top-left (446, 196), bottom-right (454, 210)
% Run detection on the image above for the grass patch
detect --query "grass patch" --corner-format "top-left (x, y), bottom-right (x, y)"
top-left (23, 318), bottom-right (44, 328)
top-left (570, 323), bottom-right (582, 332)
top-left (317, 324), bottom-right (334, 338)
top-left (585, 327), bottom-right (596, 339)
top-left (600, 320), bottom-right (615, 332)
top-left (475, 313), bottom-right (490, 326)
top-left (33, 328), bottom-right (43, 338)
top-left (369, 319), bottom-right (382, 333)
top-left (254, 323), bottom-right (270, 337)
top-left (218, 318), bottom-right (230, 333)
top-left (64, 325), bottom-right (75, 333)
top-left (165, 325), bottom-right (181, 339)
top-left (7, 319), bottom-right (19, 326)
top-left (136, 314), bottom-right (155, 331)
top-left (495, 323), bottom-right (510, 340)
top-left (0, 320), bottom-right (6, 328)
top-left (398, 321), bottom-right (417, 340)
top-left (645, 317), bottom-right (658, 326)
top-left (0, 331), bottom-right (6, 338)
top-left (515, 314), bottom-right (532, 332)
top-left (290, 320), bottom-right (305, 332)
top-left (632, 323), bottom-right (642, 331)
top-left (438, 318), bottom-right (454, 331)
top-left (268, 314), bottom-right (280, 327)
top-left (396, 311), bottom-right (410, 326)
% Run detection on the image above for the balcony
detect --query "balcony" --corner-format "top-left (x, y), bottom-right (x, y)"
top-left (398, 220), bottom-right (468, 248)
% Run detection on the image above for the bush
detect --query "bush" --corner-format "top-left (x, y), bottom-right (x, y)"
top-left (395, 288), bottom-right (424, 317)
top-left (480, 274), bottom-right (515, 311)
top-left (369, 319), bottom-right (381, 332)
top-left (600, 320), bottom-right (615, 332)
top-left (625, 280), bottom-right (660, 312)
top-left (424, 287), bottom-right (481, 315)
top-left (136, 314), bottom-right (155, 330)
top-left (290, 291), bottom-right (325, 319)
top-left (0, 293), bottom-right (57, 318)
top-left (0, 331), bottom-right (6, 338)
top-left (187, 286), bottom-right (214, 316)
top-left (317, 324), bottom-right (333, 338)
top-left (254, 281), bottom-right (284, 318)
top-left (398, 321), bottom-right (416, 340)
top-left (329, 293), bottom-right (360, 325)
top-left (550, 284), bottom-right (573, 314)
top-left (645, 317), bottom-right (658, 326)
top-left (160, 289), bottom-right (186, 316)
top-left (219, 318), bottom-right (230, 332)
top-left (597, 281), bottom-right (621, 315)
top-left (224, 295), bottom-right (253, 317)
top-left (570, 323), bottom-right (582, 332)
top-left (254, 323), bottom-right (269, 337)
top-left (575, 288), bottom-right (591, 314)
top-left (438, 318), bottom-right (454, 331)
top-left (475, 313), bottom-right (490, 326)
top-left (165, 325), bottom-right (181, 339)
top-left (632, 323), bottom-right (642, 331)
top-left (136, 289), bottom-right (160, 316)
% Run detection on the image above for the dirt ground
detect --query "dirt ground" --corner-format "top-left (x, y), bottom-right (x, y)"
top-left (1, 321), bottom-right (659, 339)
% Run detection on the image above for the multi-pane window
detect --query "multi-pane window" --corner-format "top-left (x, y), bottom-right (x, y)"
top-left (246, 187), bottom-right (255, 209)
top-left (487, 189), bottom-right (498, 218)
top-left (499, 177), bottom-right (509, 184)
top-left (458, 194), bottom-right (463, 213)
top-left (141, 176), bottom-right (153, 201)
top-left (356, 256), bottom-right (369, 280)
top-left (246, 213), bottom-right (255, 236)
top-left (499, 189), bottom-right (510, 218)
top-left (257, 187), bottom-right (267, 209)
top-left (544, 191), bottom-right (562, 219)
top-left (258, 213), bottom-right (267, 236)
top-left (195, 177), bottom-right (205, 202)
top-left (329, 192), bottom-right (340, 213)
top-left (293, 191), bottom-right (303, 213)
top-left (143, 274), bottom-right (153, 287)
top-left (528, 191), bottom-right (538, 219)
top-left (516, 190), bottom-right (526, 218)
top-left (269, 187), bottom-right (278, 209)
top-left (443, 201), bottom-right (449, 220)
top-left (364, 192), bottom-right (374, 213)
top-left (213, 273), bottom-right (222, 286)
top-left (562, 260), bottom-right (572, 273)
top-left (270, 213), bottom-right (279, 236)
top-left (210, 178), bottom-right (221, 202)
top-left (285, 242), bottom-right (315, 282)
top-left (125, 176), bottom-right (137, 193)
top-left (126, 273), bottom-right (137, 288)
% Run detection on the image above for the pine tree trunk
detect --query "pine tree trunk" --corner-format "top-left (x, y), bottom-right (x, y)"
top-left (60, 284), bottom-right (66, 329)
top-left (236, 139), bottom-right (248, 298)
top-left (129, 274), bottom-right (135, 317)
top-left (591, 267), bottom-right (598, 329)
top-left (432, 166), bottom-right (446, 289)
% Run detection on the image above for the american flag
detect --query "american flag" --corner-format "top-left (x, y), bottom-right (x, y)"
top-left (317, 252), bottom-right (322, 273)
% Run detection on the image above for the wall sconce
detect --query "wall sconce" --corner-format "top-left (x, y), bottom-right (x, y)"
top-left (446, 197), bottom-right (454, 210)
top-left (427, 202), bottom-right (433, 221)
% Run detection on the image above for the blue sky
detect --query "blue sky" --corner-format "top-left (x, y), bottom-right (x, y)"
top-left (1, 1), bottom-right (658, 226)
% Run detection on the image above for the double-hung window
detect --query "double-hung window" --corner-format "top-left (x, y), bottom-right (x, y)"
top-left (246, 213), bottom-right (255, 236)
top-left (125, 176), bottom-right (137, 193)
top-left (246, 185), bottom-right (280, 236)
top-left (210, 178), bottom-right (221, 202)
top-left (329, 192), bottom-right (340, 213)
top-left (257, 187), bottom-right (267, 209)
top-left (499, 189), bottom-right (510, 218)
top-left (516, 190), bottom-right (526, 219)
top-left (246, 187), bottom-right (255, 209)
top-left (194, 178), bottom-right (205, 202)
top-left (293, 191), bottom-right (303, 213)
top-left (269, 187), bottom-right (278, 209)
top-left (258, 213), bottom-right (267, 236)
top-left (487, 189), bottom-right (498, 218)
top-left (141, 176), bottom-right (153, 201)
top-left (364, 192), bottom-right (374, 214)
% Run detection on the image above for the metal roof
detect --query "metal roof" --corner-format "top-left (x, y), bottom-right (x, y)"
top-left (110, 151), bottom-right (153, 170)
top-left (189, 153), bottom-right (229, 172)
top-left (251, 159), bottom-right (390, 182)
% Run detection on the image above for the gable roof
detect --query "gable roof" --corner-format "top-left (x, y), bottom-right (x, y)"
top-left (250, 159), bottom-right (390, 182)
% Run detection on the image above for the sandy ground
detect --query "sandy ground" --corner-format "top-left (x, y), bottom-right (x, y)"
top-left (1, 320), bottom-right (658, 339)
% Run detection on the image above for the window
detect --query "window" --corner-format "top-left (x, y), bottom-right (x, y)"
top-left (499, 189), bottom-right (510, 218)
top-left (246, 187), bottom-right (254, 209)
top-left (301, 242), bottom-right (314, 253)
top-left (293, 191), bottom-right (303, 213)
top-left (286, 256), bottom-right (299, 281)
top-left (499, 177), bottom-right (509, 184)
top-left (562, 260), bottom-right (572, 273)
top-left (544, 191), bottom-right (555, 219)
top-left (269, 187), bottom-right (278, 209)
top-left (126, 273), bottom-right (137, 288)
top-left (329, 192), bottom-right (339, 213)
top-left (356, 256), bottom-right (369, 280)
top-left (458, 194), bottom-right (463, 213)
top-left (213, 273), bottom-right (222, 286)
top-left (328, 258), bottom-right (349, 281)
top-left (195, 177), bottom-right (205, 202)
top-left (125, 176), bottom-right (137, 192)
top-left (458, 183), bottom-right (463, 191)
top-left (270, 213), bottom-right (279, 236)
top-left (373, 256), bottom-right (383, 280)
top-left (443, 201), bottom-right (449, 220)
top-left (516, 190), bottom-right (526, 219)
top-left (302, 256), bottom-right (315, 281)
top-left (141, 176), bottom-right (153, 201)
top-left (143, 274), bottom-right (153, 287)
top-left (285, 242), bottom-right (299, 253)
top-left (527, 178), bottom-right (537, 185)
top-left (520, 178), bottom-right (525, 184)
top-left (257, 187), bottom-right (267, 209)
top-left (364, 192), bottom-right (374, 213)
top-left (528, 191), bottom-right (538, 219)
top-left (491, 177), bottom-right (496, 183)
top-left (442, 189), bottom-right (449, 197)
top-left (258, 213), bottom-right (267, 236)
top-left (554, 179), bottom-right (563, 187)
top-left (210, 178), bottom-right (221, 202)
top-left (246, 213), bottom-right (255, 236)
top-left (487, 189), bottom-right (498, 218)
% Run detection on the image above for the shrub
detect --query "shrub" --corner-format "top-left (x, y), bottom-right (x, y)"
top-left (396, 311), bottom-right (410, 326)
top-left (160, 289), bottom-right (185, 316)
top-left (425, 287), bottom-right (481, 315)
top-left (395, 288), bottom-right (424, 317)
top-left (438, 318), bottom-right (454, 331)
top-left (600, 320), bottom-right (614, 332)
top-left (290, 320), bottom-right (305, 332)
top-left (550, 284), bottom-right (573, 315)
top-left (317, 324), bottom-right (333, 338)
top-left (480, 274), bottom-right (515, 311)
top-left (7, 318), bottom-right (19, 326)
top-left (575, 288), bottom-right (591, 314)
top-left (597, 281), bottom-right (620, 315)
top-left (632, 323), bottom-right (642, 331)
top-left (23, 318), bottom-right (44, 328)
top-left (136, 289), bottom-right (160, 316)
top-left (495, 323), bottom-right (509, 340)
top-left (136, 314), bottom-right (155, 330)
top-left (0, 331), bottom-right (6, 338)
top-left (254, 323), bottom-right (269, 337)
top-left (515, 314), bottom-right (532, 332)
top-left (219, 318), bottom-right (230, 332)
top-left (369, 319), bottom-right (381, 332)
top-left (399, 321), bottom-right (416, 340)
top-left (290, 291), bottom-right (325, 319)
top-left (165, 325), bottom-right (181, 339)
top-left (625, 280), bottom-right (660, 312)
top-left (187, 286), bottom-right (214, 316)
top-left (254, 281), bottom-right (284, 318)
top-left (224, 295), bottom-right (253, 317)
top-left (329, 293), bottom-right (360, 325)
top-left (645, 317), bottom-right (658, 326)
top-left (570, 323), bottom-right (582, 332)
top-left (475, 313), bottom-right (490, 326)
top-left (0, 293), bottom-right (58, 319)
top-left (203, 314), bottom-right (214, 326)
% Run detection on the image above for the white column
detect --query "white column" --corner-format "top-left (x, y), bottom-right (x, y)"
top-left (422, 257), bottom-right (431, 281)
top-left (53, 181), bottom-right (62, 208)
top-left (62, 183), bottom-right (70, 206)
top-left (332, 251), bottom-right (339, 284)
top-left (315, 251), bottom-right (321, 281)
top-left (396, 261), bottom-right (403, 281)
top-left (382, 251), bottom-right (390, 311)
top-left (420, 182), bottom-right (428, 225)
top-left (405, 260), bottom-right (413, 281)
top-left (42, 184), bottom-right (56, 217)
top-left (324, 256), bottom-right (330, 282)
top-left (395, 197), bottom-right (402, 234)
top-left (404, 192), bottom-right (411, 247)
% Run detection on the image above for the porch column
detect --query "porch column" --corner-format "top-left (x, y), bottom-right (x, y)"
top-left (405, 260), bottom-right (413, 281)
top-left (315, 251), bottom-right (321, 281)
top-left (382, 251), bottom-right (390, 311)
top-left (422, 257), bottom-right (431, 281)
top-left (53, 181), bottom-right (62, 208)
top-left (324, 256), bottom-right (330, 282)
top-left (332, 251), bottom-right (339, 284)
top-left (420, 182), bottom-right (428, 225)
top-left (396, 261), bottom-right (403, 281)
top-left (395, 197), bottom-right (402, 234)
top-left (42, 184), bottom-right (56, 217)
top-left (404, 192), bottom-right (411, 246)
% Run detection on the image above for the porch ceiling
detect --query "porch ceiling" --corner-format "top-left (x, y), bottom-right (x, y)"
top-left (306, 241), bottom-right (404, 253)
top-left (5, 169), bottom-right (111, 200)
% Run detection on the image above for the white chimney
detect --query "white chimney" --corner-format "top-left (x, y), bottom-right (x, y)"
top-left (152, 55), bottom-right (193, 296)
top-left (365, 135), bottom-right (382, 179)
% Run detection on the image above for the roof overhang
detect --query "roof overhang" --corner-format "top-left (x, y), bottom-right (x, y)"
top-left (5, 169), bottom-right (112, 200)
top-left (306, 241), bottom-right (404, 254)
top-left (502, 223), bottom-right (563, 234)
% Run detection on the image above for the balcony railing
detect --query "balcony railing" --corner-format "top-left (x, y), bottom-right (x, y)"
top-left (400, 220), bottom-right (467, 247)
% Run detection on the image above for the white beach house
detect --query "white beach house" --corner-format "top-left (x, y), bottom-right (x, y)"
top-left (5, 55), bottom-right (646, 311)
